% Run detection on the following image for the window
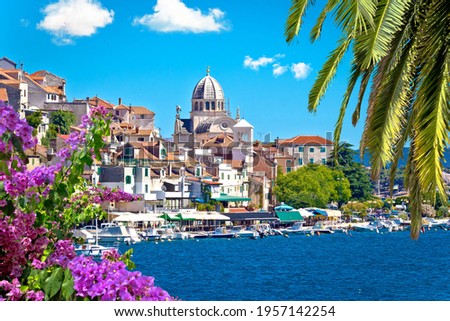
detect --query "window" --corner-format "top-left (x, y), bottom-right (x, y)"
top-left (322, 158), bottom-right (326, 165)
top-left (145, 184), bottom-right (148, 193)
top-left (132, 167), bottom-right (136, 175)
top-left (221, 173), bottom-right (224, 180)
top-left (205, 101), bottom-right (210, 110)
top-left (309, 147), bottom-right (315, 153)
top-left (145, 168), bottom-right (148, 177)
top-left (309, 158), bottom-right (314, 164)
top-left (320, 147), bottom-right (326, 153)
top-left (298, 158), bottom-right (303, 165)
top-left (200, 102), bottom-right (203, 110)
top-left (124, 147), bottom-right (133, 156)
top-left (227, 175), bottom-right (230, 180)
top-left (287, 167), bottom-right (291, 173)
top-left (115, 110), bottom-right (119, 116)
top-left (211, 102), bottom-right (215, 110)
top-left (137, 137), bottom-right (144, 142)
top-left (298, 146), bottom-right (304, 152)
top-left (125, 175), bottom-right (131, 184)
top-left (195, 102), bottom-right (198, 110)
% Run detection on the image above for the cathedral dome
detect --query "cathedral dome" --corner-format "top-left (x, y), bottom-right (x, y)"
top-left (192, 72), bottom-right (224, 100)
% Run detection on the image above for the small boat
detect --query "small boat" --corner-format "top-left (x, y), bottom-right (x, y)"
top-left (139, 228), bottom-right (162, 241)
top-left (75, 243), bottom-right (118, 257)
top-left (281, 221), bottom-right (310, 234)
top-left (229, 225), bottom-right (260, 239)
top-left (311, 221), bottom-right (335, 234)
top-left (97, 225), bottom-right (141, 244)
top-left (209, 227), bottom-right (237, 238)
top-left (353, 220), bottom-right (385, 233)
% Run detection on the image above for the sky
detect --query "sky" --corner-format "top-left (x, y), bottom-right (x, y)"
top-left (1, 0), bottom-right (366, 146)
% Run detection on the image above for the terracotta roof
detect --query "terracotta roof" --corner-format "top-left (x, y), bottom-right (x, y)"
top-left (129, 129), bottom-right (153, 136)
top-left (203, 134), bottom-right (234, 147)
top-left (202, 180), bottom-right (222, 185)
top-left (114, 104), bottom-right (130, 110)
top-left (130, 106), bottom-right (155, 115)
top-left (89, 96), bottom-right (114, 109)
top-left (57, 134), bottom-right (70, 140)
top-left (231, 160), bottom-right (243, 169)
top-left (278, 135), bottom-right (333, 146)
top-left (0, 88), bottom-right (8, 101)
top-left (25, 144), bottom-right (48, 158)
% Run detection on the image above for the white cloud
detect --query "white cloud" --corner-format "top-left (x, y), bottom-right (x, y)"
top-left (243, 56), bottom-right (276, 70)
top-left (133, 0), bottom-right (228, 33)
top-left (272, 63), bottom-right (288, 77)
top-left (291, 62), bottom-right (312, 80)
top-left (38, 0), bottom-right (114, 44)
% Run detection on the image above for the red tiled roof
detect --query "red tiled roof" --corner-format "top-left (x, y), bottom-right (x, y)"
top-left (130, 106), bottom-right (155, 115)
top-left (89, 96), bottom-right (114, 109)
top-left (0, 88), bottom-right (8, 101)
top-left (278, 135), bottom-right (333, 146)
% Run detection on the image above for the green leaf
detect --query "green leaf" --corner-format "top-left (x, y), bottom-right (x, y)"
top-left (61, 269), bottom-right (75, 300)
top-left (43, 267), bottom-right (64, 300)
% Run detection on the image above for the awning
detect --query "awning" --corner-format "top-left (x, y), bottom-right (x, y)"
top-left (196, 212), bottom-right (230, 220)
top-left (297, 208), bottom-right (315, 217)
top-left (274, 203), bottom-right (294, 211)
top-left (275, 211), bottom-right (304, 222)
top-left (176, 213), bottom-right (197, 221)
top-left (212, 194), bottom-right (251, 202)
top-left (112, 213), bottom-right (164, 222)
top-left (158, 213), bottom-right (181, 221)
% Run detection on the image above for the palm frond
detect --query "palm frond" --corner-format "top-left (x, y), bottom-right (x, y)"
top-left (285, 0), bottom-right (315, 44)
top-left (351, 66), bottom-right (373, 125)
top-left (355, 0), bottom-right (412, 70)
top-left (362, 37), bottom-right (415, 180)
top-left (405, 145), bottom-right (422, 240)
top-left (333, 63), bottom-right (361, 159)
top-left (308, 36), bottom-right (352, 112)
top-left (310, 0), bottom-right (339, 42)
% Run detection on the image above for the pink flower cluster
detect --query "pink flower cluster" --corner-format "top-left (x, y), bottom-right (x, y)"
top-left (69, 252), bottom-right (173, 301)
top-left (0, 103), bottom-right (36, 153)
top-left (0, 211), bottom-right (49, 279)
top-left (0, 278), bottom-right (44, 301)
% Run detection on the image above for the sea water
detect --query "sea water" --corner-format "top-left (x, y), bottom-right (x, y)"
top-left (120, 229), bottom-right (450, 301)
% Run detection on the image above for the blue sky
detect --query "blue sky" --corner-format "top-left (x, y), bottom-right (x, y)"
top-left (1, 0), bottom-right (366, 146)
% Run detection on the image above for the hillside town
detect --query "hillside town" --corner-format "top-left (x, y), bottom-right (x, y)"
top-left (1, 56), bottom-right (337, 217)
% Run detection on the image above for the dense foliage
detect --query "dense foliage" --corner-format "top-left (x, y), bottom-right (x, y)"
top-left (285, 0), bottom-right (449, 239)
top-left (330, 143), bottom-right (374, 200)
top-left (274, 164), bottom-right (351, 208)
top-left (0, 101), bottom-right (172, 301)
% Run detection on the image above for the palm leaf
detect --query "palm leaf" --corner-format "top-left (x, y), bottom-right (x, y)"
top-left (362, 36), bottom-right (416, 180)
top-left (285, 0), bottom-right (314, 44)
top-left (310, 0), bottom-right (339, 42)
top-left (333, 62), bottom-right (361, 160)
top-left (308, 35), bottom-right (352, 112)
top-left (351, 66), bottom-right (373, 125)
top-left (355, 0), bottom-right (412, 70)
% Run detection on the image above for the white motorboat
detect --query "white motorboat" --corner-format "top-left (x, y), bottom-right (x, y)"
top-left (281, 221), bottom-right (310, 234)
top-left (209, 227), bottom-right (237, 238)
top-left (353, 220), bottom-right (385, 233)
top-left (97, 225), bottom-right (141, 244)
top-left (75, 243), bottom-right (117, 257)
top-left (229, 225), bottom-right (260, 239)
top-left (311, 221), bottom-right (335, 234)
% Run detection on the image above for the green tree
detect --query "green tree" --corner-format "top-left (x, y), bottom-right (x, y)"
top-left (285, 1), bottom-right (449, 239)
top-left (274, 164), bottom-right (351, 208)
top-left (25, 110), bottom-right (42, 130)
top-left (50, 110), bottom-right (75, 135)
top-left (330, 143), bottom-right (374, 201)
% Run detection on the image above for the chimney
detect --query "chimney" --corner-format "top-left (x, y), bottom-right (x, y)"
top-left (118, 98), bottom-right (122, 105)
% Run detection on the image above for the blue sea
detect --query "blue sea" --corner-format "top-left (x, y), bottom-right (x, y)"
top-left (119, 230), bottom-right (450, 301)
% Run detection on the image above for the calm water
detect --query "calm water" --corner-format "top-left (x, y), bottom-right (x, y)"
top-left (120, 230), bottom-right (450, 301)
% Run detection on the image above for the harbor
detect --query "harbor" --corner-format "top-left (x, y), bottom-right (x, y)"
top-left (117, 227), bottom-right (450, 301)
